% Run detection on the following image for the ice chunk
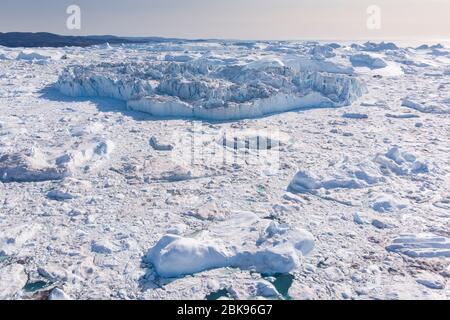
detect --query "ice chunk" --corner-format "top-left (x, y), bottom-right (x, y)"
top-left (288, 163), bottom-right (382, 193)
top-left (46, 190), bottom-right (77, 201)
top-left (48, 288), bottom-right (71, 300)
top-left (145, 212), bottom-right (314, 277)
top-left (69, 122), bottom-right (104, 137)
top-left (415, 272), bottom-right (445, 290)
top-left (256, 280), bottom-right (281, 298)
top-left (342, 113), bottom-right (368, 119)
top-left (91, 239), bottom-right (117, 254)
top-left (16, 49), bottom-right (63, 61)
top-left (152, 166), bottom-right (193, 182)
top-left (149, 136), bottom-right (174, 151)
top-left (288, 171), bottom-right (320, 192)
top-left (353, 212), bottom-right (369, 225)
top-left (350, 54), bottom-right (387, 70)
top-left (361, 42), bottom-right (399, 52)
top-left (310, 45), bottom-right (336, 60)
top-left (146, 235), bottom-right (229, 277)
top-left (0, 264), bottom-right (28, 299)
top-left (0, 224), bottom-right (42, 256)
top-left (0, 150), bottom-right (68, 183)
top-left (402, 98), bottom-right (450, 114)
top-left (376, 147), bottom-right (429, 176)
top-left (289, 146), bottom-right (428, 196)
top-left (0, 49), bottom-right (11, 60)
top-left (164, 54), bottom-right (195, 62)
top-left (369, 194), bottom-right (408, 213)
top-left (386, 233), bottom-right (450, 258)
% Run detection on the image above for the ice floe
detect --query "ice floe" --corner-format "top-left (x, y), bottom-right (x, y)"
top-left (48, 288), bottom-right (71, 300)
top-left (0, 224), bottom-right (42, 255)
top-left (0, 264), bottom-right (28, 299)
top-left (146, 212), bottom-right (314, 277)
top-left (55, 137), bottom-right (115, 173)
top-left (350, 54), bottom-right (388, 70)
top-left (369, 194), bottom-right (409, 213)
top-left (386, 233), bottom-right (450, 258)
top-left (1, 39), bottom-right (449, 300)
top-left (359, 41), bottom-right (399, 52)
top-left (149, 136), bottom-right (174, 151)
top-left (0, 149), bottom-right (68, 183)
top-left (402, 98), bottom-right (450, 114)
top-left (288, 159), bottom-right (383, 193)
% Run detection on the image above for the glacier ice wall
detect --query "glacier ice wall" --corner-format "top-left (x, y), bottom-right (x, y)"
top-left (57, 55), bottom-right (367, 120)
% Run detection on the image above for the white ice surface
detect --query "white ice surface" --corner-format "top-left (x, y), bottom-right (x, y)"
top-left (146, 212), bottom-right (314, 277)
top-left (56, 46), bottom-right (367, 120)
top-left (0, 40), bottom-right (449, 300)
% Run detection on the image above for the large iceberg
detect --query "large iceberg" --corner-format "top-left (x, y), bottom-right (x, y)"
top-left (57, 56), bottom-right (367, 120)
top-left (350, 54), bottom-right (388, 70)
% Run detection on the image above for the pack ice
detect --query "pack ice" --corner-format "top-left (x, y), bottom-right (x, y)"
top-left (57, 54), bottom-right (366, 120)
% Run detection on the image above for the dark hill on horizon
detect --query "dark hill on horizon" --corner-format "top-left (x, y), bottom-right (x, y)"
top-left (0, 32), bottom-right (188, 48)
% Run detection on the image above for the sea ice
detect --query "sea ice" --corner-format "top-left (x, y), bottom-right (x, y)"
top-left (288, 162), bottom-right (382, 193)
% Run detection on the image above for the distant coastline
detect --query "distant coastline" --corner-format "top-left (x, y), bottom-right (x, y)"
top-left (0, 32), bottom-right (188, 48)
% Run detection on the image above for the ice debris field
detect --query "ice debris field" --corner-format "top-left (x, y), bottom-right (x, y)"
top-left (0, 40), bottom-right (449, 300)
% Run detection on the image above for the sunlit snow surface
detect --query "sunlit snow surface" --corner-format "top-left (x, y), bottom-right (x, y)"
top-left (0, 41), bottom-right (449, 300)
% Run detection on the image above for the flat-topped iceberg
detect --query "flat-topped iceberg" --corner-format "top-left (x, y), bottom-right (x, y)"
top-left (57, 57), bottom-right (366, 120)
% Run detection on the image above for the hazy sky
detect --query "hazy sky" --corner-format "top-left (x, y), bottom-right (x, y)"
top-left (0, 0), bottom-right (449, 40)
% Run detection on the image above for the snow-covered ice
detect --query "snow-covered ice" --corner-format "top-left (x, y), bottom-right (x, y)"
top-left (56, 49), bottom-right (367, 120)
top-left (350, 54), bottom-right (388, 69)
top-left (0, 40), bottom-right (449, 300)
top-left (146, 212), bottom-right (314, 277)
top-left (386, 234), bottom-right (450, 258)
top-left (0, 264), bottom-right (28, 299)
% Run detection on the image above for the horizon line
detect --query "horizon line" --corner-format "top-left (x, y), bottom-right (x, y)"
top-left (1, 31), bottom-right (449, 44)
